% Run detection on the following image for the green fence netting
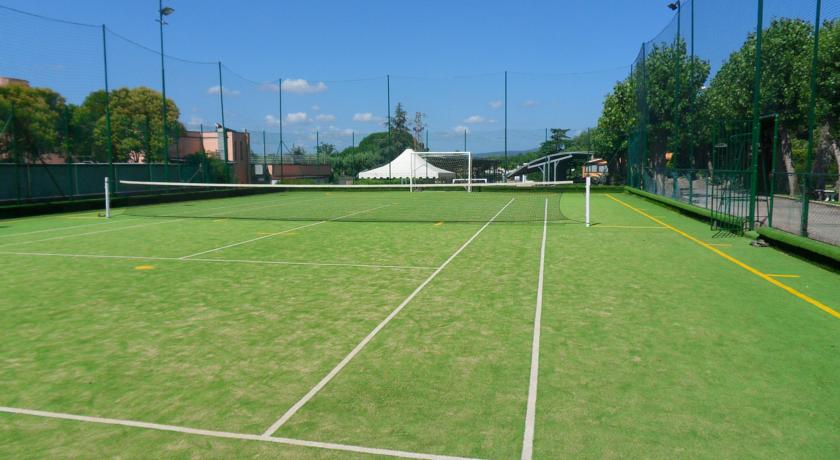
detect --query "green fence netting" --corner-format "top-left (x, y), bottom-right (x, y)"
top-left (626, 0), bottom-right (839, 246)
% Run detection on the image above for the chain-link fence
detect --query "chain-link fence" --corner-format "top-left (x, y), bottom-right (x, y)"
top-left (626, 0), bottom-right (840, 246)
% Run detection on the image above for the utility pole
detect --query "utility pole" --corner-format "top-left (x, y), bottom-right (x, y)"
top-left (157, 1), bottom-right (174, 176)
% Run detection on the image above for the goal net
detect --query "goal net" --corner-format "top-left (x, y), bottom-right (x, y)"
top-left (411, 151), bottom-right (472, 189)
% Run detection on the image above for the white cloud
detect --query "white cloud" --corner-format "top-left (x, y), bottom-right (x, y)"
top-left (265, 114), bottom-right (281, 126)
top-left (259, 82), bottom-right (280, 93)
top-left (489, 100), bottom-right (503, 109)
top-left (521, 99), bottom-right (538, 108)
top-left (311, 105), bottom-right (321, 111)
top-left (281, 79), bottom-right (328, 94)
top-left (353, 112), bottom-right (378, 123)
top-left (453, 125), bottom-right (470, 134)
top-left (315, 114), bottom-right (336, 122)
top-left (464, 115), bottom-right (494, 124)
top-left (207, 85), bottom-right (240, 96)
top-left (286, 112), bottom-right (310, 123)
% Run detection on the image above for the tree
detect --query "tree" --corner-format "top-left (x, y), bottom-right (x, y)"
top-left (182, 152), bottom-right (228, 182)
top-left (68, 90), bottom-right (109, 161)
top-left (391, 102), bottom-right (409, 134)
top-left (0, 84), bottom-right (67, 161)
top-left (550, 128), bottom-right (570, 145)
top-left (816, 19), bottom-right (840, 191)
top-left (317, 143), bottom-right (337, 157)
top-left (532, 128), bottom-right (570, 159)
top-left (75, 86), bottom-right (183, 163)
top-left (289, 145), bottom-right (306, 156)
top-left (566, 129), bottom-right (594, 152)
top-left (639, 39), bottom-right (710, 169)
top-left (703, 18), bottom-right (814, 194)
top-left (593, 77), bottom-right (636, 181)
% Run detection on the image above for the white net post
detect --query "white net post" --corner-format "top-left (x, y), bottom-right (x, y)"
top-left (104, 177), bottom-right (111, 219)
top-left (585, 176), bottom-right (591, 227)
top-left (467, 152), bottom-right (472, 193)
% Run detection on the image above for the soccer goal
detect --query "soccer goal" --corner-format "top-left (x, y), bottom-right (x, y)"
top-left (410, 151), bottom-right (473, 191)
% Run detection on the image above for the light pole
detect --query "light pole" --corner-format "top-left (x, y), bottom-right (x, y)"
top-left (668, 1), bottom-right (681, 167)
top-left (157, 2), bottom-right (174, 171)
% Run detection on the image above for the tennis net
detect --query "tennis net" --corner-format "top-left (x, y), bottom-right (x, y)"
top-left (112, 180), bottom-right (583, 223)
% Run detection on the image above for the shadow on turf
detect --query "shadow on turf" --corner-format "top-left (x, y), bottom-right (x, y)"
top-left (712, 230), bottom-right (739, 239)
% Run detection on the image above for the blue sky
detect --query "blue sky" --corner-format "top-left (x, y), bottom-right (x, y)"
top-left (0, 0), bottom-right (676, 153)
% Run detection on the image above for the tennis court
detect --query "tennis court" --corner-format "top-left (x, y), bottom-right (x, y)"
top-left (1, 188), bottom-right (838, 459)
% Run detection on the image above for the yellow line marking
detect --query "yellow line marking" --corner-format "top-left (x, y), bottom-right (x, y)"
top-left (213, 219), bottom-right (228, 223)
top-left (434, 221), bottom-right (444, 227)
top-left (707, 243), bottom-right (732, 247)
top-left (592, 225), bottom-right (667, 229)
top-left (134, 265), bottom-right (155, 271)
top-left (606, 194), bottom-right (839, 320)
top-left (767, 274), bottom-right (800, 279)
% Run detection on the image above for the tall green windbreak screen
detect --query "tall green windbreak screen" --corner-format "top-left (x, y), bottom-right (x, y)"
top-left (626, 0), bottom-right (840, 246)
top-left (0, 4), bottom-right (617, 204)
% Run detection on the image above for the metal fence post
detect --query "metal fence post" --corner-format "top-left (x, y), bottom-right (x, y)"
top-left (748, 0), bottom-right (765, 231)
top-left (801, 0), bottom-right (822, 236)
top-left (217, 61), bottom-right (229, 183)
top-left (102, 25), bottom-right (116, 194)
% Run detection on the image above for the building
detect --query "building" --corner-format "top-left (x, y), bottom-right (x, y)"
top-left (173, 127), bottom-right (250, 183)
top-left (0, 77), bottom-right (30, 88)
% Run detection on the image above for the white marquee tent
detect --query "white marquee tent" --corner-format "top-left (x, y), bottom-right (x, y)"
top-left (357, 149), bottom-right (455, 180)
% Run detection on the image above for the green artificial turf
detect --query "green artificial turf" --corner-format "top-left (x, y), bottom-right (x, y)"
top-left (1, 190), bottom-right (837, 459)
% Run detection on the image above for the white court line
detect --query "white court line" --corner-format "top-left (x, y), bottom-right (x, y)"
top-left (520, 199), bottom-right (548, 460)
top-left (0, 188), bottom-right (299, 236)
top-left (0, 220), bottom-right (114, 238)
top-left (179, 204), bottom-right (391, 260)
top-left (0, 251), bottom-right (435, 270)
top-left (262, 198), bottom-right (515, 437)
top-left (0, 406), bottom-right (481, 460)
top-left (0, 218), bottom-right (185, 249)
top-left (188, 257), bottom-right (435, 270)
top-left (0, 195), bottom-right (338, 250)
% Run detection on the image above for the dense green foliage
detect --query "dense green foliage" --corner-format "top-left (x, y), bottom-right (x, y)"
top-left (596, 16), bottom-right (840, 188)
top-left (181, 152), bottom-right (230, 182)
top-left (816, 20), bottom-right (840, 187)
top-left (704, 19), bottom-right (813, 185)
top-left (0, 85), bottom-right (68, 160)
top-left (0, 85), bottom-right (182, 163)
top-left (90, 87), bottom-right (182, 162)
top-left (592, 78), bottom-right (635, 178)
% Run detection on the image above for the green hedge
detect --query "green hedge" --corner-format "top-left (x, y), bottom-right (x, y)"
top-left (756, 227), bottom-right (840, 265)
